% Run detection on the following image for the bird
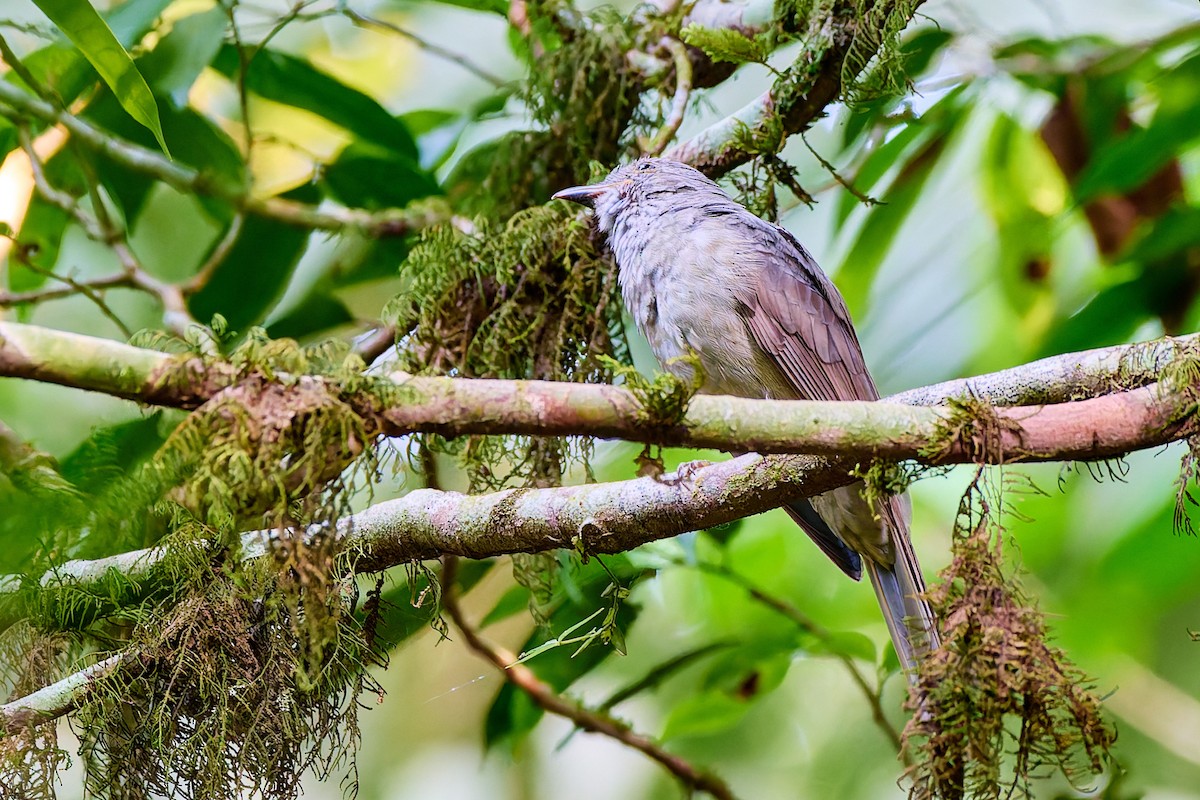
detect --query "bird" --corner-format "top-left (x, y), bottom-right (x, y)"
top-left (552, 157), bottom-right (938, 673)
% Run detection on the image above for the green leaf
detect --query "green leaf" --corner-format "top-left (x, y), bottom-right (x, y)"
top-left (835, 86), bottom-right (966, 227)
top-left (836, 129), bottom-right (953, 317)
top-left (32, 0), bottom-right (170, 156)
top-left (85, 97), bottom-right (245, 226)
top-left (265, 290), bottom-right (355, 342)
top-left (188, 184), bottom-right (318, 330)
top-left (803, 630), bottom-right (877, 663)
top-left (480, 584), bottom-right (532, 628)
top-left (1038, 277), bottom-right (1150, 358)
top-left (978, 113), bottom-right (1066, 314)
top-left (0, 0), bottom-right (172, 161)
top-left (7, 199), bottom-right (69, 298)
top-left (137, 7), bottom-right (228, 106)
top-left (321, 143), bottom-right (441, 210)
top-left (1073, 52), bottom-right (1200, 201)
top-left (680, 24), bottom-right (772, 67)
top-left (428, 0), bottom-right (507, 13)
top-left (661, 692), bottom-right (752, 740)
top-left (209, 45), bottom-right (418, 160)
top-left (484, 555), bottom-right (640, 748)
top-left (105, 0), bottom-right (176, 45)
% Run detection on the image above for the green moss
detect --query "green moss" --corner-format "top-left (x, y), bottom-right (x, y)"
top-left (903, 469), bottom-right (1115, 799)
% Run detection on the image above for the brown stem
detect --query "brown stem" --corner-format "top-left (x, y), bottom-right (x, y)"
top-left (440, 557), bottom-right (739, 800)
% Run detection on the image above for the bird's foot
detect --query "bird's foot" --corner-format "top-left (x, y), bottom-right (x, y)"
top-left (662, 459), bottom-right (713, 485)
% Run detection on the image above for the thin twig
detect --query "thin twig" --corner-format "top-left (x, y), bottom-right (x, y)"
top-left (801, 132), bottom-right (880, 206)
top-left (440, 556), bottom-right (739, 800)
top-left (18, 127), bottom-right (202, 337)
top-left (0, 273), bottom-right (131, 307)
top-left (220, 0), bottom-right (255, 156)
top-left (5, 260), bottom-right (133, 338)
top-left (183, 214), bottom-right (245, 294)
top-left (640, 37), bottom-right (693, 156)
top-left (0, 80), bottom-right (449, 237)
top-left (341, 8), bottom-right (506, 87)
top-left (0, 33), bottom-right (51, 101)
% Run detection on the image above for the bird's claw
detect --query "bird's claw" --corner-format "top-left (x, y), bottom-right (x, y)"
top-left (662, 459), bottom-right (713, 485)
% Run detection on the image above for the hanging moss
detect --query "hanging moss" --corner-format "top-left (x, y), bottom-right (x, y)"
top-left (385, 205), bottom-right (627, 489)
top-left (903, 469), bottom-right (1116, 800)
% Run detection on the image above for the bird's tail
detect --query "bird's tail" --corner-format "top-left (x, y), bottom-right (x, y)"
top-left (866, 496), bottom-right (938, 675)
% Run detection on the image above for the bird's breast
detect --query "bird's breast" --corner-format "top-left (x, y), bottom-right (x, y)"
top-left (613, 220), bottom-right (795, 400)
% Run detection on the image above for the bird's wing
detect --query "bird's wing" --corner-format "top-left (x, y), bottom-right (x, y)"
top-left (734, 221), bottom-right (878, 403)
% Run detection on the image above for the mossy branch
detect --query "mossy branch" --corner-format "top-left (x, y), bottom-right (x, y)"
top-left (1, 322), bottom-right (1196, 464)
top-left (668, 0), bottom-right (926, 178)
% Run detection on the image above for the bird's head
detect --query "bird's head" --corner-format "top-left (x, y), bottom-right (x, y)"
top-left (552, 158), bottom-right (725, 234)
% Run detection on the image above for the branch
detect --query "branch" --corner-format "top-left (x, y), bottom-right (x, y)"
top-left (0, 80), bottom-right (449, 237)
top-left (17, 125), bottom-right (201, 337)
top-left (1, 322), bottom-right (1194, 460)
top-left (340, 8), bottom-right (507, 87)
top-left (3, 363), bottom-right (1197, 732)
top-left (640, 37), bottom-right (694, 156)
top-left (441, 557), bottom-right (738, 799)
top-left (668, 0), bottom-right (925, 178)
top-left (0, 654), bottom-right (122, 734)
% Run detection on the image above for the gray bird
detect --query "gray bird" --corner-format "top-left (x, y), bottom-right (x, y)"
top-left (553, 157), bottom-right (938, 672)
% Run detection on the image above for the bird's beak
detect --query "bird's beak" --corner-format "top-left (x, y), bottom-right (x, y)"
top-left (552, 182), bottom-right (616, 208)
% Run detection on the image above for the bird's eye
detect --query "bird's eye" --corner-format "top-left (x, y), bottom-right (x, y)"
top-left (637, 162), bottom-right (653, 172)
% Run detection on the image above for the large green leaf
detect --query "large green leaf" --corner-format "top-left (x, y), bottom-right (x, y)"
top-left (32, 0), bottom-right (169, 155)
top-left (660, 691), bottom-right (753, 740)
top-left (85, 95), bottom-right (245, 226)
top-left (209, 45), bottom-right (418, 160)
top-left (0, 0), bottom-right (173, 161)
top-left (834, 86), bottom-right (966, 227)
top-left (1038, 277), bottom-right (1151, 358)
top-left (265, 289), bottom-right (356, 342)
top-left (6, 199), bottom-right (70, 298)
top-left (188, 183), bottom-right (319, 330)
top-left (322, 142), bottom-right (440, 210)
top-left (836, 125), bottom-right (956, 317)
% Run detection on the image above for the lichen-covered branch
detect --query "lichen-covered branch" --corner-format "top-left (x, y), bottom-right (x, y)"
top-left (1, 322), bottom-right (1195, 462)
top-left (4, 369), bottom-right (1198, 733)
top-left (0, 654), bottom-right (122, 735)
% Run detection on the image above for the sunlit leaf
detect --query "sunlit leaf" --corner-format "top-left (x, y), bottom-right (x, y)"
top-left (32, 0), bottom-right (170, 155)
top-left (210, 45), bottom-right (418, 160)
